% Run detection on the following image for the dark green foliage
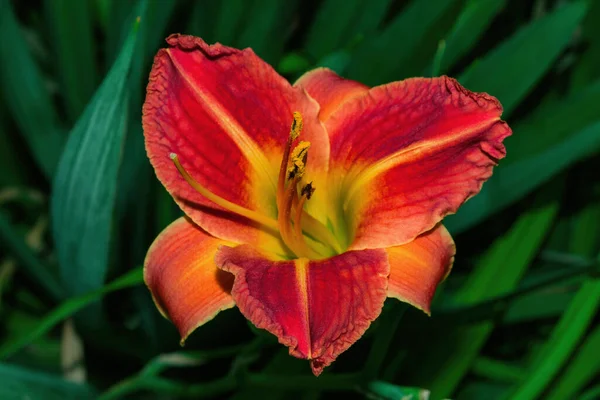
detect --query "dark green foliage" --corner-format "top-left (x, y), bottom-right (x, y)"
top-left (1, 0), bottom-right (599, 399)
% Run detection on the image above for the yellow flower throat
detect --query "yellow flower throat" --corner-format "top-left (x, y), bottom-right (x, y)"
top-left (170, 112), bottom-right (341, 259)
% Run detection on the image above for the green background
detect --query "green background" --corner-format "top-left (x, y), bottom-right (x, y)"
top-left (1, 0), bottom-right (599, 399)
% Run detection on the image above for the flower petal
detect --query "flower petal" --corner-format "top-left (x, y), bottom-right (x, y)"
top-left (144, 217), bottom-right (235, 343)
top-left (216, 245), bottom-right (389, 375)
top-left (326, 76), bottom-right (511, 250)
top-left (386, 224), bottom-right (455, 314)
top-left (143, 35), bottom-right (329, 250)
top-left (294, 68), bottom-right (369, 122)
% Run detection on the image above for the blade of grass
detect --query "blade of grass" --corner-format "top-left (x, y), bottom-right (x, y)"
top-left (43, 0), bottom-right (98, 122)
top-left (0, 267), bottom-right (143, 360)
top-left (0, 0), bottom-right (65, 178)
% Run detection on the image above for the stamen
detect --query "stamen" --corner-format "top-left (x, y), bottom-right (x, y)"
top-left (300, 181), bottom-right (315, 200)
top-left (290, 111), bottom-right (303, 140)
top-left (170, 153), bottom-right (279, 231)
top-left (277, 112), bottom-right (304, 209)
top-left (287, 141), bottom-right (311, 180)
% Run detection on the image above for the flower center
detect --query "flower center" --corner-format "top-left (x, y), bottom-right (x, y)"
top-left (169, 112), bottom-right (341, 259)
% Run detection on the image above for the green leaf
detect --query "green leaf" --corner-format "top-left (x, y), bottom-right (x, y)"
top-left (447, 120), bottom-right (600, 234)
top-left (0, 267), bottom-right (143, 360)
top-left (43, 0), bottom-right (98, 122)
top-left (0, 0), bottom-right (65, 178)
top-left (50, 11), bottom-right (141, 299)
top-left (304, 0), bottom-right (392, 61)
top-left (437, 0), bottom-right (507, 73)
top-left (459, 1), bottom-right (587, 116)
top-left (346, 0), bottom-right (461, 85)
top-left (0, 363), bottom-right (94, 400)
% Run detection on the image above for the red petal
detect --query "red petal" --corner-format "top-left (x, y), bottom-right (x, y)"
top-left (143, 35), bottom-right (329, 248)
top-left (326, 76), bottom-right (511, 250)
top-left (144, 217), bottom-right (235, 343)
top-left (295, 68), bottom-right (369, 122)
top-left (216, 246), bottom-right (389, 375)
top-left (386, 224), bottom-right (455, 314)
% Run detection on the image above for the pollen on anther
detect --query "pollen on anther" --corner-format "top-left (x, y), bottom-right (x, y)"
top-left (290, 111), bottom-right (303, 140)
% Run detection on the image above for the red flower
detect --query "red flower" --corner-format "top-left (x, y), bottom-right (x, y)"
top-left (142, 34), bottom-right (511, 376)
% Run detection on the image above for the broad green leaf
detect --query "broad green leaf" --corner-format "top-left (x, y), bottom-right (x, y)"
top-left (403, 183), bottom-right (561, 399)
top-left (0, 267), bottom-right (143, 360)
top-left (50, 12), bottom-right (141, 299)
top-left (304, 0), bottom-right (392, 61)
top-left (0, 363), bottom-right (94, 400)
top-left (437, 0), bottom-right (507, 73)
top-left (447, 120), bottom-right (600, 234)
top-left (0, 0), bottom-right (65, 178)
top-left (44, 0), bottom-right (98, 122)
top-left (459, 1), bottom-right (587, 116)
top-left (346, 0), bottom-right (460, 85)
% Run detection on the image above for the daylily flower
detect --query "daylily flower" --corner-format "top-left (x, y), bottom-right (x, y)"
top-left (142, 34), bottom-right (511, 376)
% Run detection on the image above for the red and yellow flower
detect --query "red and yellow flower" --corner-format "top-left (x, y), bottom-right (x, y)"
top-left (142, 34), bottom-right (511, 376)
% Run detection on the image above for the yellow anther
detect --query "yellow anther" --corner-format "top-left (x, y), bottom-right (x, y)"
top-left (287, 141), bottom-right (310, 179)
top-left (289, 111), bottom-right (303, 140)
